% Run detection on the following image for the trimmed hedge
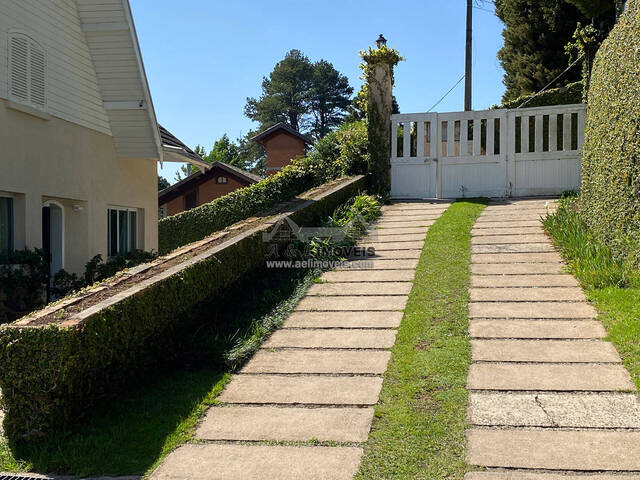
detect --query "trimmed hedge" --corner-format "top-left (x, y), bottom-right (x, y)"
top-left (501, 81), bottom-right (583, 109)
top-left (158, 121), bottom-right (368, 255)
top-left (579, 0), bottom-right (640, 265)
top-left (0, 176), bottom-right (365, 444)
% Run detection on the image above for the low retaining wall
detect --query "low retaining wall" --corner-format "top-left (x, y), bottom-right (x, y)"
top-left (0, 175), bottom-right (365, 443)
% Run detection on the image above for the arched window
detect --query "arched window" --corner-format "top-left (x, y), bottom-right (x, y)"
top-left (8, 32), bottom-right (46, 110)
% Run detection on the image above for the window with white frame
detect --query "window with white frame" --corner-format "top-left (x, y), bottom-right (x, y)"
top-left (107, 207), bottom-right (138, 257)
top-left (0, 197), bottom-right (13, 259)
top-left (217, 176), bottom-right (228, 184)
top-left (158, 204), bottom-right (168, 219)
top-left (8, 32), bottom-right (46, 110)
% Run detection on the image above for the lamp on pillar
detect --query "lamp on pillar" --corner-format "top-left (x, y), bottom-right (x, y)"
top-left (375, 34), bottom-right (387, 49)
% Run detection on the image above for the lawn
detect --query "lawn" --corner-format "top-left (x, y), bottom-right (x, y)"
top-left (0, 267), bottom-right (316, 476)
top-left (543, 197), bottom-right (640, 389)
top-left (356, 199), bottom-right (488, 480)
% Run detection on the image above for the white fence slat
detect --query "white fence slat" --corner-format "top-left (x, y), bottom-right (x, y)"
top-left (447, 121), bottom-right (455, 157)
top-left (417, 121), bottom-right (425, 157)
top-left (403, 122), bottom-right (411, 158)
top-left (535, 115), bottom-right (544, 153)
top-left (549, 114), bottom-right (558, 152)
top-left (521, 115), bottom-right (529, 153)
top-left (460, 119), bottom-right (468, 156)
top-left (473, 118), bottom-right (481, 156)
top-left (430, 121), bottom-right (438, 158)
top-left (391, 120), bottom-right (398, 158)
top-left (487, 118), bottom-right (495, 156)
top-left (563, 113), bottom-right (572, 151)
top-left (578, 111), bottom-right (585, 150)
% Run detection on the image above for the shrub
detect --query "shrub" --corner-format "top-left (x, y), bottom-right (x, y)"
top-left (543, 195), bottom-right (639, 289)
top-left (579, 0), bottom-right (640, 266)
top-left (0, 176), bottom-right (366, 444)
top-left (157, 130), bottom-right (367, 255)
top-left (0, 249), bottom-right (48, 321)
top-left (500, 81), bottom-right (584, 109)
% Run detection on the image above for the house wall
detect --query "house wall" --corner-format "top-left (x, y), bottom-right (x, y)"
top-left (163, 172), bottom-right (251, 217)
top-left (264, 134), bottom-right (305, 176)
top-left (0, 99), bottom-right (158, 274)
top-left (0, 0), bottom-right (112, 135)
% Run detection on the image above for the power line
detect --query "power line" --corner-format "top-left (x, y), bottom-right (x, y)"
top-left (518, 54), bottom-right (585, 108)
top-left (428, 74), bottom-right (466, 112)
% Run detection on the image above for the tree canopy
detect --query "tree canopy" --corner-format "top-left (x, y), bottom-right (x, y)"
top-left (245, 49), bottom-right (353, 138)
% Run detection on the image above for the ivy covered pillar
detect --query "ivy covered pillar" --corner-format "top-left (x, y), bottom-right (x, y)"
top-left (361, 44), bottom-right (403, 196)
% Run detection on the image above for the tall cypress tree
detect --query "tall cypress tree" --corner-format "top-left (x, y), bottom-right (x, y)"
top-left (495, 0), bottom-right (588, 102)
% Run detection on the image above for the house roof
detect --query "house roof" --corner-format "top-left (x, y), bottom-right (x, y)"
top-left (158, 162), bottom-right (262, 205)
top-left (159, 125), bottom-right (209, 170)
top-left (251, 122), bottom-right (313, 145)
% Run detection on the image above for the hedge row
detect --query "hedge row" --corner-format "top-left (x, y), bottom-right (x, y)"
top-left (0, 176), bottom-right (366, 444)
top-left (579, 0), bottom-right (640, 265)
top-left (158, 121), bottom-right (368, 255)
top-left (501, 81), bottom-right (583, 109)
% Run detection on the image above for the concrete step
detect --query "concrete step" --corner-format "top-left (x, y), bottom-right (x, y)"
top-left (321, 270), bottom-right (416, 283)
top-left (470, 274), bottom-right (578, 288)
top-left (469, 287), bottom-right (585, 302)
top-left (283, 311), bottom-right (403, 329)
top-left (472, 244), bottom-right (556, 254)
top-left (472, 252), bottom-right (563, 264)
top-left (307, 282), bottom-right (413, 296)
top-left (469, 319), bottom-right (606, 339)
top-left (470, 339), bottom-right (620, 363)
top-left (466, 472), bottom-right (640, 480)
top-left (471, 263), bottom-right (565, 275)
top-left (471, 234), bottom-right (549, 244)
top-left (295, 295), bottom-right (408, 311)
top-left (471, 227), bottom-right (546, 236)
top-left (242, 349), bottom-right (392, 374)
top-left (263, 328), bottom-right (397, 349)
top-left (469, 301), bottom-right (597, 319)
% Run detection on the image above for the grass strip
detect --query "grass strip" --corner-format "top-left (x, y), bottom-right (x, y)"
top-left (356, 199), bottom-right (487, 480)
top-left (543, 197), bottom-right (640, 390)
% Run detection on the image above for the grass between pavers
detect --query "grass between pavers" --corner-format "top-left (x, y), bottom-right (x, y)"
top-left (356, 199), bottom-right (488, 480)
top-left (0, 268), bottom-right (317, 476)
top-left (543, 197), bottom-right (640, 390)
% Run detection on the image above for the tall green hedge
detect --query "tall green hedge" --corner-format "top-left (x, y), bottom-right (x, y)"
top-left (0, 176), bottom-right (365, 444)
top-left (500, 81), bottom-right (584, 109)
top-left (579, 0), bottom-right (640, 264)
top-left (158, 121), bottom-right (368, 255)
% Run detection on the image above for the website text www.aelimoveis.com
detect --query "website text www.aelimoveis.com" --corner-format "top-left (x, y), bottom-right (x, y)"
top-left (265, 259), bottom-right (375, 269)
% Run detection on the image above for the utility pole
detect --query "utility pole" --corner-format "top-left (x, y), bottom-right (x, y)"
top-left (465, 0), bottom-right (473, 111)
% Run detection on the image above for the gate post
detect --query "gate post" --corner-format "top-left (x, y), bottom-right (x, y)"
top-left (361, 43), bottom-right (403, 196)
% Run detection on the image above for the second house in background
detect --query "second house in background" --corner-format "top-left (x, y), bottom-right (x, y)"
top-left (252, 122), bottom-right (313, 176)
top-left (158, 162), bottom-right (262, 218)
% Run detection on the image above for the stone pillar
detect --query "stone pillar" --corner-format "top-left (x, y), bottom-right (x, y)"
top-left (361, 46), bottom-right (402, 196)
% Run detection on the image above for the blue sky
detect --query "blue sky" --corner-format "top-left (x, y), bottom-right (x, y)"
top-left (130, 1), bottom-right (506, 183)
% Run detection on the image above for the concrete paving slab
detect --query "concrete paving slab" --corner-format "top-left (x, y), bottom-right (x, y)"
top-left (467, 363), bottom-right (634, 391)
top-left (472, 252), bottom-right (563, 263)
top-left (151, 444), bottom-right (363, 480)
top-left (362, 233), bottom-right (426, 243)
top-left (476, 214), bottom-right (549, 222)
top-left (471, 274), bottom-right (578, 287)
top-left (465, 472), bottom-right (640, 480)
top-left (471, 263), bottom-right (565, 275)
top-left (264, 328), bottom-right (397, 349)
top-left (307, 282), bottom-right (413, 296)
top-left (471, 227), bottom-right (545, 236)
top-left (337, 259), bottom-right (419, 270)
top-left (378, 215), bottom-right (441, 222)
top-left (370, 227), bottom-right (427, 235)
top-left (321, 270), bottom-right (416, 282)
top-left (365, 241), bottom-right (425, 251)
top-left (283, 311), bottom-right (404, 329)
top-left (351, 249), bottom-right (421, 259)
top-left (295, 295), bottom-right (408, 311)
top-left (471, 234), bottom-right (549, 244)
top-left (383, 203), bottom-right (449, 210)
top-left (469, 301), bottom-right (597, 319)
top-left (196, 406), bottom-right (374, 442)
top-left (469, 392), bottom-right (640, 428)
top-left (472, 221), bottom-right (542, 228)
top-left (375, 220), bottom-right (435, 229)
top-left (469, 319), bottom-right (606, 339)
top-left (243, 349), bottom-right (392, 374)
top-left (467, 428), bottom-right (640, 471)
top-left (472, 244), bottom-right (556, 254)
top-left (470, 339), bottom-right (620, 362)
top-left (469, 287), bottom-right (586, 302)
top-left (219, 375), bottom-right (384, 405)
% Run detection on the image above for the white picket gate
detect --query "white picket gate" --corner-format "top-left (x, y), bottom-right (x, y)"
top-left (390, 104), bottom-right (586, 199)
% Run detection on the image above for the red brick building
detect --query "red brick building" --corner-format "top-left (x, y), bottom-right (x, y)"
top-left (252, 123), bottom-right (312, 176)
top-left (158, 162), bottom-right (261, 218)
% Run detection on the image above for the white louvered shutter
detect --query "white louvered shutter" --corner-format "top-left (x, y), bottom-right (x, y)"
top-left (8, 34), bottom-right (29, 103)
top-left (29, 41), bottom-right (46, 108)
top-left (8, 33), bottom-right (46, 110)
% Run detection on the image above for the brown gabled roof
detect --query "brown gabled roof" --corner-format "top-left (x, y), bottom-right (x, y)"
top-left (158, 161), bottom-right (262, 205)
top-left (251, 122), bottom-right (313, 145)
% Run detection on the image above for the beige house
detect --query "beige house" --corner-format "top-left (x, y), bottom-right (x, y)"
top-left (0, 0), bottom-right (205, 275)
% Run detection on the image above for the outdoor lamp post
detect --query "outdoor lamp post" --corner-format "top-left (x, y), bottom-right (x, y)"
top-left (376, 34), bottom-right (387, 49)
